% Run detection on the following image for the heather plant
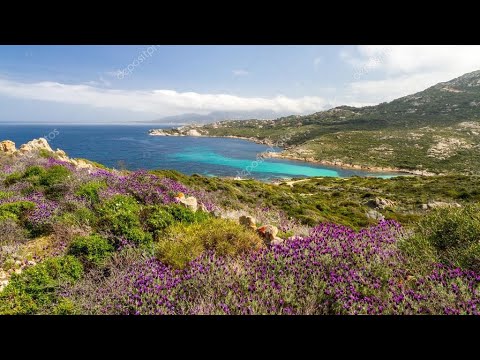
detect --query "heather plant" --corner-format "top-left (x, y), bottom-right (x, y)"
top-left (155, 217), bottom-right (264, 269)
top-left (68, 234), bottom-right (114, 266)
top-left (83, 220), bottom-right (480, 315)
top-left (0, 255), bottom-right (84, 314)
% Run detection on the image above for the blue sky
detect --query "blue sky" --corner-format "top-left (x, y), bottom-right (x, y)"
top-left (0, 45), bottom-right (479, 123)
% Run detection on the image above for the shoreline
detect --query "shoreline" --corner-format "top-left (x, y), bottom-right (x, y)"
top-left (149, 129), bottom-right (436, 176)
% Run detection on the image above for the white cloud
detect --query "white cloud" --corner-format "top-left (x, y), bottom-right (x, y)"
top-left (85, 76), bottom-right (111, 88)
top-left (232, 69), bottom-right (249, 77)
top-left (0, 77), bottom-right (329, 117)
top-left (340, 45), bottom-right (480, 104)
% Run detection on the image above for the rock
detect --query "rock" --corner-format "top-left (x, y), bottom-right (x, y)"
top-left (0, 140), bottom-right (16, 154)
top-left (177, 196), bottom-right (198, 212)
top-left (366, 197), bottom-right (395, 209)
top-left (27, 260), bottom-right (36, 267)
top-left (14, 268), bottom-right (22, 275)
top-left (186, 129), bottom-right (202, 136)
top-left (257, 225), bottom-right (279, 243)
top-left (55, 149), bottom-right (69, 160)
top-left (70, 159), bottom-right (94, 169)
top-left (19, 138), bottom-right (53, 154)
top-left (0, 270), bottom-right (7, 280)
top-left (14, 260), bottom-right (22, 267)
top-left (421, 204), bottom-right (429, 210)
top-left (270, 237), bottom-right (284, 246)
top-left (239, 215), bottom-right (257, 231)
top-left (366, 209), bottom-right (385, 221)
top-left (425, 201), bottom-right (462, 209)
top-left (176, 192), bottom-right (185, 199)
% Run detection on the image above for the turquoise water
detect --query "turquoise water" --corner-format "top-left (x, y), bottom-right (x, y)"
top-left (170, 148), bottom-right (340, 177)
top-left (0, 125), bottom-right (400, 181)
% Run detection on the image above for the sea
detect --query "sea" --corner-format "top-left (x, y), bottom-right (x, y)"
top-left (0, 125), bottom-right (399, 181)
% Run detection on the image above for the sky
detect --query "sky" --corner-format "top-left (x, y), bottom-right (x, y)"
top-left (1, 45), bottom-right (480, 124)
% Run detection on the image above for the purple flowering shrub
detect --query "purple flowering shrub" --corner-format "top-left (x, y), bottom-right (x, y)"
top-left (68, 220), bottom-right (480, 315)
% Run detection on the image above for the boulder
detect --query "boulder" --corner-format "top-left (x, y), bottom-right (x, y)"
top-left (366, 197), bottom-right (395, 209)
top-left (257, 224), bottom-right (279, 243)
top-left (239, 215), bottom-right (257, 231)
top-left (176, 196), bottom-right (198, 212)
top-left (0, 140), bottom-right (16, 154)
top-left (18, 138), bottom-right (53, 154)
top-left (425, 201), bottom-right (462, 209)
top-left (366, 209), bottom-right (385, 221)
top-left (55, 149), bottom-right (69, 160)
top-left (270, 237), bottom-right (284, 246)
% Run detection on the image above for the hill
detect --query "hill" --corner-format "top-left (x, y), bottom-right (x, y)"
top-left (153, 70), bottom-right (480, 174)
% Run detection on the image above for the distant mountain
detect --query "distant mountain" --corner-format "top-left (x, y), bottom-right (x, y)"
top-left (165, 70), bottom-right (480, 175)
top-left (149, 110), bottom-right (293, 125)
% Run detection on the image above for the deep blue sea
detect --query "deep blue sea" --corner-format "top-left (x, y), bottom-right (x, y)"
top-left (0, 125), bottom-right (399, 181)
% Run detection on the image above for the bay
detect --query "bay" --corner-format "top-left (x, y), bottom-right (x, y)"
top-left (0, 125), bottom-right (399, 180)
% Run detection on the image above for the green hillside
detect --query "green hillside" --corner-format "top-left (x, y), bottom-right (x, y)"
top-left (166, 70), bottom-right (480, 174)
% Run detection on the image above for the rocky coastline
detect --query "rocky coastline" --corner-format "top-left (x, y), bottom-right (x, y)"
top-left (148, 127), bottom-right (436, 176)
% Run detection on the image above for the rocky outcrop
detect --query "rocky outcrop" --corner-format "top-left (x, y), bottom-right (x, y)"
top-left (366, 209), bottom-right (385, 221)
top-left (239, 215), bottom-right (257, 231)
top-left (422, 201), bottom-right (462, 210)
top-left (257, 224), bottom-right (279, 244)
top-left (0, 138), bottom-right (100, 170)
top-left (366, 197), bottom-right (396, 209)
top-left (18, 138), bottom-right (53, 154)
top-left (0, 140), bottom-right (16, 154)
top-left (174, 193), bottom-right (199, 212)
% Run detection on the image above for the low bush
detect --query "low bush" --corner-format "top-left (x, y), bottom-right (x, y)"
top-left (155, 217), bottom-right (263, 269)
top-left (96, 195), bottom-right (152, 245)
top-left (75, 181), bottom-right (107, 204)
top-left (68, 234), bottom-right (114, 266)
top-left (0, 255), bottom-right (83, 314)
top-left (0, 201), bottom-right (36, 222)
top-left (402, 205), bottom-right (480, 272)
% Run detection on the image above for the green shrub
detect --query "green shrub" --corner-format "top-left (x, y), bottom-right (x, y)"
top-left (145, 206), bottom-right (175, 235)
top-left (0, 201), bottom-right (36, 221)
top-left (165, 204), bottom-right (210, 223)
top-left (97, 195), bottom-right (151, 245)
top-left (4, 172), bottom-right (22, 186)
top-left (0, 191), bottom-right (13, 200)
top-left (58, 207), bottom-right (96, 228)
top-left (39, 165), bottom-right (71, 188)
top-left (39, 149), bottom-right (52, 158)
top-left (404, 205), bottom-right (480, 271)
top-left (23, 165), bottom-right (46, 179)
top-left (155, 217), bottom-right (263, 269)
top-left (52, 297), bottom-right (78, 315)
top-left (1, 255), bottom-right (83, 314)
top-left (75, 181), bottom-right (107, 204)
top-left (0, 287), bottom-right (38, 315)
top-left (68, 234), bottom-right (114, 265)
